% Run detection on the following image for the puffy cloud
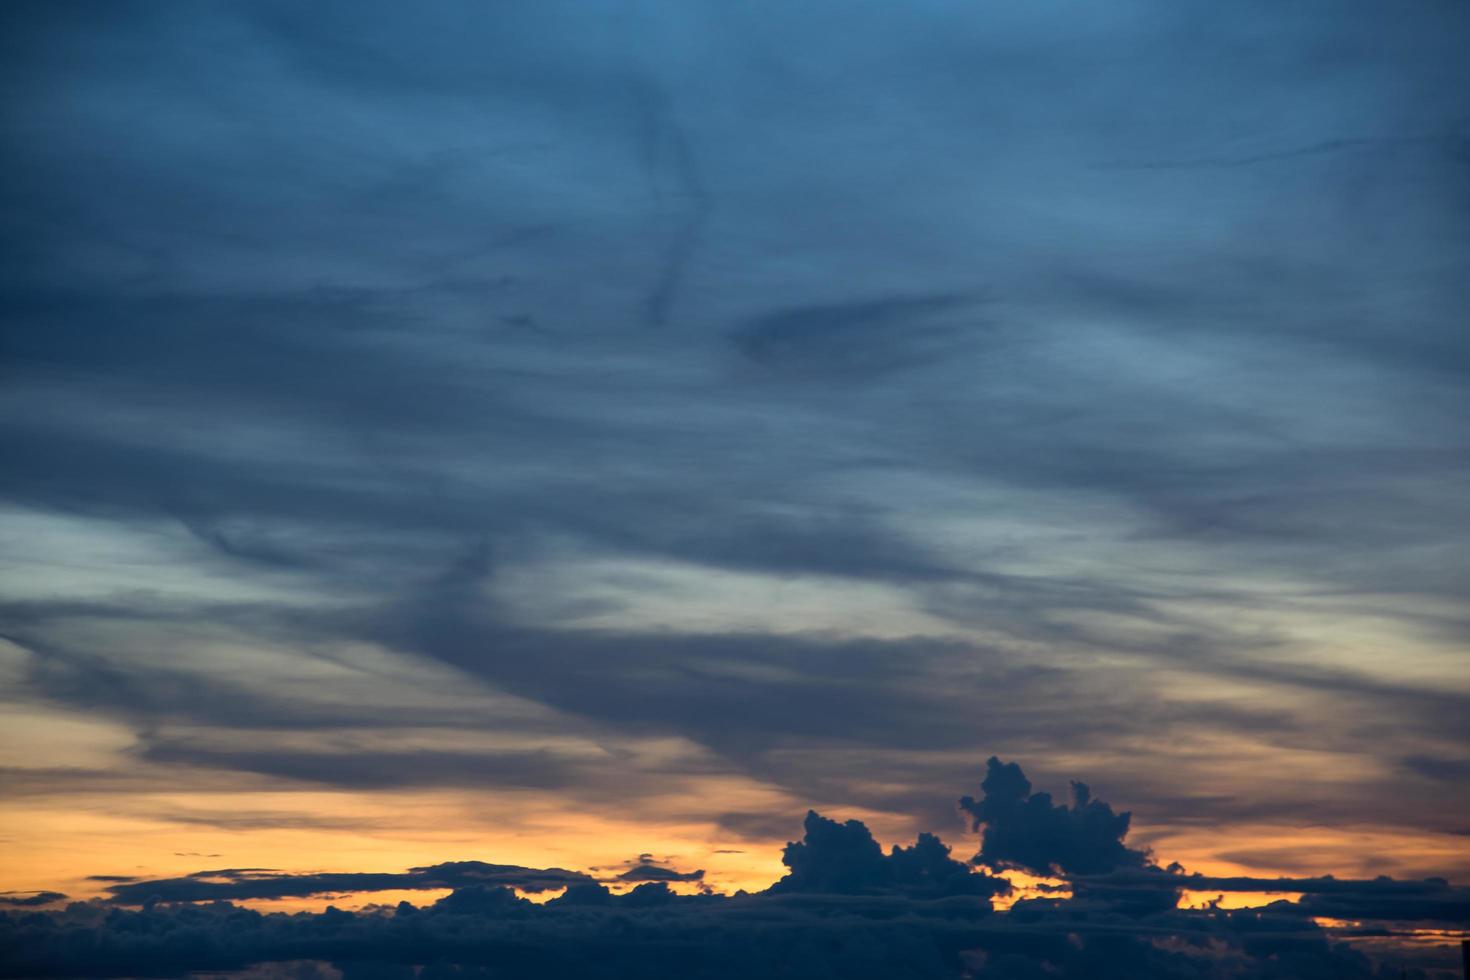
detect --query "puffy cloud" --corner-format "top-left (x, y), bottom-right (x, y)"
top-left (2, 0), bottom-right (1469, 862)
top-left (4, 760), bottom-right (1466, 978)
top-left (429, 885), bottom-right (528, 916)
top-left (960, 757), bottom-right (1150, 876)
top-left (0, 887), bottom-right (1426, 980)
top-left (770, 811), bottom-right (1009, 900)
top-left (3, 0), bottom-right (1470, 973)
top-left (767, 811), bottom-right (892, 895)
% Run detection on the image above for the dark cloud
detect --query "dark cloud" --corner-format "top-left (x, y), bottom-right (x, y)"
top-left (103, 862), bottom-right (591, 905)
top-left (2, 0), bottom-right (1470, 934)
top-left (1075, 869), bottom-right (1470, 927)
top-left (766, 811), bottom-right (898, 895)
top-left (6, 759), bottom-right (1468, 977)
top-left (1401, 755), bottom-right (1470, 784)
top-left (137, 740), bottom-right (578, 791)
top-left (730, 295), bottom-right (976, 377)
top-left (0, 884), bottom-right (1454, 978)
top-left (770, 811), bottom-right (1009, 900)
top-left (0, 891), bottom-right (65, 908)
top-left (630, 76), bottom-right (711, 329)
top-left (961, 757), bottom-right (1151, 876)
top-left (1092, 132), bottom-right (1462, 171)
top-left (612, 855), bottom-right (706, 885)
top-left (6, 586), bottom-right (1468, 857)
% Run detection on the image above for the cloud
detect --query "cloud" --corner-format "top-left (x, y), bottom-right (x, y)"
top-left (6, 758), bottom-right (1468, 977)
top-left (102, 862), bottom-right (592, 905)
top-left (612, 855), bottom-right (706, 884)
top-left (0, 891), bottom-right (65, 908)
top-left (770, 810), bottom-right (1009, 900)
top-left (137, 740), bottom-right (579, 791)
top-left (1069, 868), bottom-right (1470, 927)
top-left (0, 881), bottom-right (1440, 980)
top-left (960, 757), bottom-right (1151, 876)
top-left (3, 0), bottom-right (1470, 934)
top-left (730, 294), bottom-right (975, 377)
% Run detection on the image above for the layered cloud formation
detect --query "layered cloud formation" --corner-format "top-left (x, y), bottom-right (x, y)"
top-left (2, 0), bottom-right (1469, 962)
top-left (3, 760), bottom-right (1465, 978)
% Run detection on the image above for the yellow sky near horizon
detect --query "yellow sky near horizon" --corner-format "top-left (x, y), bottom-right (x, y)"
top-left (4, 512), bottom-right (1467, 916)
top-left (5, 773), bottom-right (1468, 914)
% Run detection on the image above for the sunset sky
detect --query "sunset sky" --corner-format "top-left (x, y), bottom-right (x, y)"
top-left (2, 2), bottom-right (1468, 976)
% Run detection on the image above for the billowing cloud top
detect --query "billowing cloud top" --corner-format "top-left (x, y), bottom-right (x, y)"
top-left (4, 760), bottom-right (1468, 978)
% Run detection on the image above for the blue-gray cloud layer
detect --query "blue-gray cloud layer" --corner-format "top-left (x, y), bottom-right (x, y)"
top-left (2, 0), bottom-right (1469, 868)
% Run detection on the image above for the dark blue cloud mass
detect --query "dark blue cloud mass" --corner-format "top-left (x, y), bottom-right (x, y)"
top-left (1, 0), bottom-right (1469, 950)
top-left (960, 756), bottom-right (1150, 876)
top-left (4, 761), bottom-right (1467, 978)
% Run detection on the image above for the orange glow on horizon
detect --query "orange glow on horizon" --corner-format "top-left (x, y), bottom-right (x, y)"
top-left (2, 773), bottom-right (1464, 917)
top-left (988, 869), bottom-right (1071, 910)
top-left (1178, 889), bottom-right (1302, 910)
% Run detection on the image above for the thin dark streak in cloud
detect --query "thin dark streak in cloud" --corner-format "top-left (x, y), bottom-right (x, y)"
top-left (103, 861), bottom-right (592, 904)
top-left (5, 587), bottom-right (1466, 843)
top-left (1091, 132), bottom-right (1466, 170)
top-left (2, 0), bottom-right (1469, 926)
top-left (136, 741), bottom-right (581, 791)
top-left (628, 75), bottom-right (712, 329)
top-left (612, 857), bottom-right (706, 885)
top-left (730, 294), bottom-right (976, 377)
top-left (0, 891), bottom-right (65, 908)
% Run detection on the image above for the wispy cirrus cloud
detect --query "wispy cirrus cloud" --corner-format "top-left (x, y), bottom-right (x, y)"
top-left (2, 0), bottom-right (1468, 926)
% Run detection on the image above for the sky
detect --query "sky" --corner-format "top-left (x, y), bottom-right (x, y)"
top-left (1, 1), bottom-right (1468, 976)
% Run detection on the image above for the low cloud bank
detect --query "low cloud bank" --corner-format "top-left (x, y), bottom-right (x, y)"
top-left (101, 863), bottom-right (592, 905)
top-left (3, 759), bottom-right (1465, 979)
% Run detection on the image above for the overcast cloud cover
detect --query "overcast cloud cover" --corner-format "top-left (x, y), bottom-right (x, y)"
top-left (1, 0), bottom-right (1469, 975)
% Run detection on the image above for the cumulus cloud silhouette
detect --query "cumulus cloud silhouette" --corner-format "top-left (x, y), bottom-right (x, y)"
top-left (4, 0), bottom-right (1468, 881)
top-left (770, 811), bottom-right (1009, 900)
top-left (960, 756), bottom-right (1151, 876)
top-left (3, 0), bottom-right (1469, 974)
top-left (5, 759), bottom-right (1466, 978)
top-left (1, 876), bottom-right (1446, 980)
